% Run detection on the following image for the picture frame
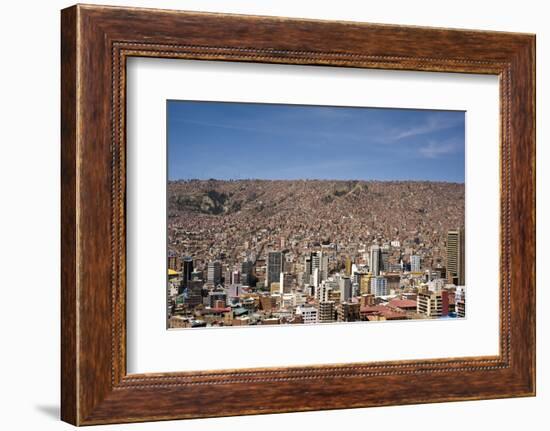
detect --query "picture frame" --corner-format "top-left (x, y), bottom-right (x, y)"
top-left (61, 4), bottom-right (535, 425)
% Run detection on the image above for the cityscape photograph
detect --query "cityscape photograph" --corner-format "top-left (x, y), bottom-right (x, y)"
top-left (166, 100), bottom-right (466, 329)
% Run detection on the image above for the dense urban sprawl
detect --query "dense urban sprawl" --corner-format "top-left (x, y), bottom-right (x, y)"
top-left (167, 179), bottom-right (466, 328)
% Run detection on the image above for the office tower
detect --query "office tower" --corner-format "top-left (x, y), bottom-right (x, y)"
top-left (167, 251), bottom-right (178, 271)
top-left (223, 270), bottom-right (232, 286)
top-left (181, 256), bottom-right (193, 289)
top-left (230, 270), bottom-right (240, 285)
top-left (339, 276), bottom-right (352, 302)
top-left (381, 245), bottom-right (390, 272)
top-left (447, 227), bottom-right (465, 285)
top-left (369, 245), bottom-right (382, 276)
top-left (304, 255), bottom-right (312, 283)
top-left (311, 251), bottom-right (328, 282)
top-left (318, 301), bottom-right (335, 323)
top-left (279, 272), bottom-right (293, 295)
top-left (312, 267), bottom-right (320, 288)
top-left (416, 290), bottom-right (449, 317)
top-left (320, 253), bottom-right (329, 281)
top-left (267, 251), bottom-right (284, 288)
top-left (359, 272), bottom-right (372, 295)
top-left (207, 261), bottom-right (222, 286)
top-left (311, 252), bottom-right (320, 274)
top-left (411, 255), bottom-right (421, 272)
top-left (240, 260), bottom-right (253, 286)
top-left (186, 280), bottom-right (204, 308)
top-left (315, 282), bottom-right (333, 303)
top-left (370, 276), bottom-right (388, 297)
top-left (345, 256), bottom-right (352, 277)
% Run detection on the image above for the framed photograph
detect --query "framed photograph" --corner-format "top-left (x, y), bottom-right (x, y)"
top-left (61, 4), bottom-right (535, 425)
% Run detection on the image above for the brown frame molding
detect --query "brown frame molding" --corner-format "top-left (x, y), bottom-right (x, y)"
top-left (61, 4), bottom-right (535, 426)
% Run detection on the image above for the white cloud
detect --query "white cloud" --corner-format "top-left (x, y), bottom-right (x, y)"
top-left (390, 113), bottom-right (463, 141)
top-left (418, 140), bottom-right (458, 158)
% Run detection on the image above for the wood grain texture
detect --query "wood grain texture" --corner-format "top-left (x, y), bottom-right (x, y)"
top-left (60, 5), bottom-right (78, 425)
top-left (60, 4), bottom-right (536, 425)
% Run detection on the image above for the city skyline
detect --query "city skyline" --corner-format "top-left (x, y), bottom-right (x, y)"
top-left (166, 101), bottom-right (466, 329)
top-left (167, 100), bottom-right (465, 183)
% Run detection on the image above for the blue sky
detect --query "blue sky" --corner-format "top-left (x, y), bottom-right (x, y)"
top-left (167, 100), bottom-right (465, 182)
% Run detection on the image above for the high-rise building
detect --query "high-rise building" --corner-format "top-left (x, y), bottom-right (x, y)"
top-left (370, 245), bottom-right (382, 276)
top-left (279, 272), bottom-right (293, 295)
top-left (181, 256), bottom-right (193, 289)
top-left (240, 260), bottom-right (253, 286)
top-left (339, 276), bottom-right (352, 302)
top-left (304, 255), bottom-right (312, 284)
top-left (417, 290), bottom-right (449, 317)
top-left (167, 251), bottom-right (179, 271)
top-left (345, 256), bottom-right (352, 277)
top-left (381, 245), bottom-right (391, 272)
top-left (358, 272), bottom-right (373, 294)
top-left (207, 261), bottom-right (222, 286)
top-left (312, 267), bottom-right (320, 288)
top-left (447, 227), bottom-right (465, 285)
top-left (318, 301), bottom-right (335, 323)
top-left (267, 251), bottom-right (284, 288)
top-left (371, 276), bottom-right (388, 296)
top-left (311, 251), bottom-right (328, 282)
top-left (185, 280), bottom-right (203, 308)
top-left (410, 255), bottom-right (421, 272)
top-left (315, 282), bottom-right (333, 303)
top-left (231, 270), bottom-right (240, 285)
top-left (223, 270), bottom-right (232, 286)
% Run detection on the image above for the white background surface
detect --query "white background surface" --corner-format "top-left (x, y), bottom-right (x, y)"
top-left (0, 0), bottom-right (546, 430)
top-left (127, 58), bottom-right (499, 373)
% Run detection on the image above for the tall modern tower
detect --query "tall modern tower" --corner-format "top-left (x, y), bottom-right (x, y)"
top-left (370, 276), bottom-right (388, 296)
top-left (240, 260), bottom-right (253, 286)
top-left (207, 261), bottom-right (222, 286)
top-left (310, 251), bottom-right (328, 282)
top-left (410, 255), bottom-right (421, 273)
top-left (447, 227), bottom-right (465, 285)
top-left (339, 276), bottom-right (352, 302)
top-left (267, 251), bottom-right (284, 288)
top-left (381, 245), bottom-right (390, 272)
top-left (369, 245), bottom-right (382, 276)
top-left (181, 256), bottom-right (193, 289)
top-left (304, 255), bottom-right (312, 284)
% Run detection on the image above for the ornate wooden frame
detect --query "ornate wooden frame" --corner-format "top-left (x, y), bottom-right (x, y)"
top-left (61, 4), bottom-right (535, 426)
